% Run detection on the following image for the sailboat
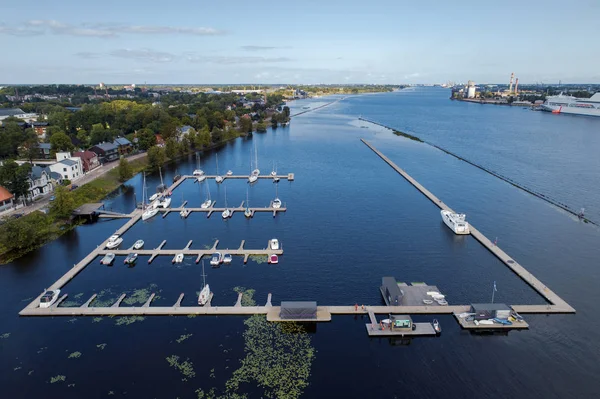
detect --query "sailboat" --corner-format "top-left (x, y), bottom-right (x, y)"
top-left (193, 153), bottom-right (204, 176)
top-left (201, 183), bottom-right (212, 209)
top-left (272, 183), bottom-right (282, 209)
top-left (157, 166), bottom-right (167, 193)
top-left (248, 147), bottom-right (258, 183)
top-left (273, 161), bottom-right (280, 182)
top-left (270, 160), bottom-right (277, 177)
top-left (244, 187), bottom-right (252, 218)
top-left (142, 172), bottom-right (159, 221)
top-left (252, 143), bottom-right (260, 176)
top-left (215, 154), bottom-right (224, 183)
top-left (180, 192), bottom-right (190, 218)
top-left (197, 260), bottom-right (211, 305)
top-left (222, 186), bottom-right (231, 219)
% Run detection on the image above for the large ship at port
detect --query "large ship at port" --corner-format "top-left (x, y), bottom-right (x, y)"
top-left (540, 92), bottom-right (600, 117)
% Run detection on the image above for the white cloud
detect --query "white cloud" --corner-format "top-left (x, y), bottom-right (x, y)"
top-left (110, 49), bottom-right (174, 63)
top-left (0, 20), bottom-right (225, 38)
top-left (185, 55), bottom-right (293, 64)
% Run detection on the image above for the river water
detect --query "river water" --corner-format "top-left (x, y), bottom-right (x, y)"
top-left (1, 88), bottom-right (599, 398)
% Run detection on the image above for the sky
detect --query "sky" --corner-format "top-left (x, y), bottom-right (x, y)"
top-left (1, 0), bottom-right (599, 85)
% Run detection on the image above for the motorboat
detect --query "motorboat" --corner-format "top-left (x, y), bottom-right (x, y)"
top-left (133, 240), bottom-right (144, 250)
top-left (268, 254), bottom-right (279, 264)
top-left (172, 253), bottom-right (184, 264)
top-left (222, 208), bottom-right (231, 219)
top-left (210, 252), bottom-right (223, 266)
top-left (149, 193), bottom-right (160, 202)
top-left (272, 198), bottom-right (282, 209)
top-left (269, 238), bottom-right (280, 250)
top-left (101, 253), bottom-right (115, 265)
top-left (157, 195), bottom-right (172, 208)
top-left (273, 176), bottom-right (280, 183)
top-left (198, 261), bottom-right (211, 306)
top-left (39, 289), bottom-right (60, 308)
top-left (223, 253), bottom-right (233, 264)
top-left (196, 175), bottom-right (207, 183)
top-left (248, 174), bottom-right (258, 183)
top-left (106, 234), bottom-right (123, 249)
top-left (124, 253), bottom-right (138, 265)
top-left (440, 210), bottom-right (470, 235)
top-left (226, 170), bottom-right (233, 176)
top-left (478, 320), bottom-right (495, 325)
top-left (180, 208), bottom-right (190, 218)
top-left (433, 319), bottom-right (441, 334)
top-left (215, 175), bottom-right (224, 183)
top-left (201, 199), bottom-right (212, 209)
top-left (173, 173), bottom-right (181, 182)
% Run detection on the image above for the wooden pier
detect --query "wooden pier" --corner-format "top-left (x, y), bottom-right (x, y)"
top-left (361, 139), bottom-right (575, 314)
top-left (165, 201), bottom-right (286, 219)
top-left (186, 173), bottom-right (294, 182)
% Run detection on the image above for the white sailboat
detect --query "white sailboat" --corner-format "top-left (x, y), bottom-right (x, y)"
top-left (244, 187), bottom-right (252, 218)
top-left (226, 170), bottom-right (233, 176)
top-left (222, 186), bottom-right (231, 219)
top-left (248, 147), bottom-right (258, 183)
top-left (272, 183), bottom-right (282, 209)
top-left (201, 183), bottom-right (212, 209)
top-left (142, 172), bottom-right (159, 220)
top-left (440, 210), bottom-right (470, 235)
top-left (273, 161), bottom-right (280, 182)
top-left (215, 154), bottom-right (224, 183)
top-left (252, 143), bottom-right (260, 176)
top-left (157, 166), bottom-right (167, 193)
top-left (198, 260), bottom-right (211, 305)
top-left (193, 153), bottom-right (204, 176)
top-left (270, 160), bottom-right (277, 176)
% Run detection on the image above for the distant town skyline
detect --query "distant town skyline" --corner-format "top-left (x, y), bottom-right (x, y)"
top-left (1, 0), bottom-right (599, 84)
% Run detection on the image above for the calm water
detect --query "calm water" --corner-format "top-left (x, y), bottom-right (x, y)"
top-left (1, 88), bottom-right (599, 398)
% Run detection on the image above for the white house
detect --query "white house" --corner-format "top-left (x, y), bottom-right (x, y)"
top-left (49, 158), bottom-right (83, 182)
top-left (0, 108), bottom-right (38, 123)
top-left (27, 166), bottom-right (54, 200)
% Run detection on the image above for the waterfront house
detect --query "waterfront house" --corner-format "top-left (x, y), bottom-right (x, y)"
top-left (176, 125), bottom-right (194, 142)
top-left (36, 143), bottom-right (52, 159)
top-left (73, 150), bottom-right (100, 172)
top-left (90, 142), bottom-right (119, 163)
top-left (49, 158), bottom-right (83, 182)
top-left (0, 186), bottom-right (14, 213)
top-left (27, 166), bottom-right (53, 200)
top-left (113, 137), bottom-right (133, 155)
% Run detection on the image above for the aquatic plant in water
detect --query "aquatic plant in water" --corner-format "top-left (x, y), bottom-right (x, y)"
top-left (50, 375), bottom-right (66, 384)
top-left (114, 316), bottom-right (146, 326)
top-left (233, 287), bottom-right (256, 306)
top-left (68, 351), bottom-right (82, 359)
top-left (249, 255), bottom-right (268, 264)
top-left (93, 317), bottom-right (103, 323)
top-left (166, 355), bottom-right (196, 381)
top-left (1, 332), bottom-right (10, 339)
top-left (97, 343), bottom-right (107, 350)
top-left (176, 334), bottom-right (193, 344)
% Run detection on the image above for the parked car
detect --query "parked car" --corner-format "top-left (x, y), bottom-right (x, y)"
top-left (69, 185), bottom-right (79, 191)
top-left (12, 212), bottom-right (24, 219)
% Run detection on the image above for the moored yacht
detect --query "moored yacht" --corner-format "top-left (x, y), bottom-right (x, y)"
top-left (210, 252), bottom-right (223, 266)
top-left (226, 170), bottom-right (233, 176)
top-left (180, 208), bottom-right (190, 218)
top-left (133, 240), bottom-right (144, 250)
top-left (440, 210), bottom-right (470, 235)
top-left (172, 253), bottom-right (184, 264)
top-left (215, 154), bottom-right (224, 183)
top-left (39, 289), bottom-right (60, 308)
top-left (106, 234), bottom-right (123, 249)
top-left (269, 238), bottom-right (280, 250)
top-left (193, 153), bottom-right (205, 176)
top-left (124, 253), bottom-right (138, 265)
top-left (198, 260), bottom-right (211, 305)
top-left (141, 172), bottom-right (159, 221)
top-left (101, 253), bottom-right (115, 265)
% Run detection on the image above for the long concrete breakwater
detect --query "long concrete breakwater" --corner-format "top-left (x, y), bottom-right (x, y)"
top-left (361, 138), bottom-right (575, 314)
top-left (359, 117), bottom-right (597, 226)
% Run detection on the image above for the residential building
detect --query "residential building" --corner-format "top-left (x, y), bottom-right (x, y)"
top-left (0, 108), bottom-right (38, 122)
top-left (113, 137), bottom-right (133, 155)
top-left (27, 166), bottom-right (54, 200)
top-left (90, 142), bottom-right (119, 163)
top-left (36, 143), bottom-right (52, 159)
top-left (176, 125), bottom-right (194, 142)
top-left (55, 152), bottom-right (72, 162)
top-left (30, 122), bottom-right (49, 139)
top-left (49, 158), bottom-right (83, 182)
top-left (155, 134), bottom-right (165, 147)
top-left (73, 150), bottom-right (100, 172)
top-left (0, 186), bottom-right (14, 213)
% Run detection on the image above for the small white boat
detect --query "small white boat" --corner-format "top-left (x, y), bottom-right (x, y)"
top-left (272, 198), bottom-right (282, 209)
top-left (142, 172), bottom-right (158, 221)
top-left (197, 175), bottom-right (207, 183)
top-left (248, 174), bottom-right (258, 183)
top-left (268, 254), bottom-right (279, 264)
top-left (270, 160), bottom-right (277, 176)
top-left (223, 253), bottom-right (233, 264)
top-left (201, 199), bottom-right (212, 209)
top-left (149, 193), bottom-right (159, 202)
top-left (478, 320), bottom-right (495, 325)
top-left (133, 240), bottom-right (144, 250)
top-left (180, 208), bottom-right (190, 218)
top-left (156, 196), bottom-right (171, 208)
top-left (193, 169), bottom-right (204, 176)
top-left (269, 238), bottom-right (279, 250)
top-left (441, 210), bottom-right (470, 235)
top-left (215, 154), bottom-right (224, 183)
top-left (106, 234), bottom-right (123, 249)
top-left (381, 319), bottom-right (392, 324)
top-left (101, 253), bottom-right (115, 265)
top-left (39, 289), bottom-right (60, 308)
top-left (215, 176), bottom-right (224, 183)
top-left (172, 253), bottom-right (184, 264)
top-left (124, 253), bottom-right (138, 265)
top-left (210, 252), bottom-right (222, 266)
top-left (273, 177), bottom-right (280, 183)
top-left (458, 312), bottom-right (476, 319)
top-left (433, 319), bottom-right (441, 334)
top-left (244, 188), bottom-right (252, 218)
top-left (226, 170), bottom-right (233, 176)
top-left (222, 209), bottom-right (231, 219)
top-left (198, 261), bottom-right (211, 306)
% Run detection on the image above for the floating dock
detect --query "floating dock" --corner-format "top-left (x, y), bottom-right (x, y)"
top-left (361, 139), bottom-right (575, 315)
top-left (453, 313), bottom-right (529, 330)
top-left (186, 174), bottom-right (294, 182)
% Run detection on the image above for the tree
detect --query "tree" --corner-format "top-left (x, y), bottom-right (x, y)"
top-left (256, 121), bottom-right (267, 133)
top-left (20, 128), bottom-right (40, 162)
top-left (0, 161), bottom-right (31, 201)
top-left (211, 127), bottom-right (223, 144)
top-left (283, 106), bottom-right (290, 119)
top-left (194, 126), bottom-right (211, 149)
top-left (0, 212), bottom-right (56, 253)
top-left (90, 123), bottom-right (113, 145)
top-left (137, 128), bottom-right (156, 151)
top-left (239, 116), bottom-right (253, 134)
top-left (49, 131), bottom-right (74, 154)
top-left (147, 146), bottom-right (166, 170)
top-left (117, 157), bottom-right (132, 182)
top-left (165, 138), bottom-right (178, 159)
top-left (50, 185), bottom-right (75, 219)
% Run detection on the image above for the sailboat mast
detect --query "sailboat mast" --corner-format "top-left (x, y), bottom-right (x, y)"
top-left (216, 154), bottom-right (219, 175)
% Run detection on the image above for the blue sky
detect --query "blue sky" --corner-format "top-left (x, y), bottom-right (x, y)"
top-left (1, 0), bottom-right (599, 84)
